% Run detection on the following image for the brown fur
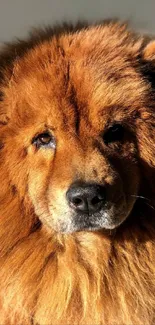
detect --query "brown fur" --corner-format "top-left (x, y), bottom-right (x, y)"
top-left (0, 21), bottom-right (154, 324)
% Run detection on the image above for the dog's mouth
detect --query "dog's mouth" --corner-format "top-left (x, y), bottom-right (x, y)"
top-left (36, 190), bottom-right (137, 234)
top-left (56, 201), bottom-right (130, 234)
top-left (61, 214), bottom-right (117, 233)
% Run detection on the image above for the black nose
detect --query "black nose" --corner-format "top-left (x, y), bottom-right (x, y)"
top-left (66, 182), bottom-right (106, 214)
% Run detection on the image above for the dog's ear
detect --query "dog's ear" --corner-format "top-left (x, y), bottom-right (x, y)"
top-left (136, 41), bottom-right (155, 194)
top-left (139, 40), bottom-right (155, 89)
top-left (143, 40), bottom-right (155, 60)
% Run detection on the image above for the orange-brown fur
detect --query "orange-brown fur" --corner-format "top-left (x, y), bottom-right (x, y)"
top-left (0, 21), bottom-right (154, 324)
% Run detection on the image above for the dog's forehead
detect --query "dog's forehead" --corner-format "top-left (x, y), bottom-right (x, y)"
top-left (7, 27), bottom-right (147, 130)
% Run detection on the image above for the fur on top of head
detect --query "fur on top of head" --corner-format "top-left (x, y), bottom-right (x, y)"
top-left (0, 20), bottom-right (154, 325)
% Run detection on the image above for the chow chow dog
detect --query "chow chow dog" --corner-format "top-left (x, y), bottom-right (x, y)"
top-left (0, 20), bottom-right (154, 325)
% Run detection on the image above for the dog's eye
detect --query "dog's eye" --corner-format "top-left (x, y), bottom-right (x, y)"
top-left (103, 124), bottom-right (124, 145)
top-left (32, 132), bottom-right (56, 149)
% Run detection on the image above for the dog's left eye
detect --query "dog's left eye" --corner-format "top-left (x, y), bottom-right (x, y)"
top-left (32, 132), bottom-right (56, 149)
top-left (103, 124), bottom-right (124, 145)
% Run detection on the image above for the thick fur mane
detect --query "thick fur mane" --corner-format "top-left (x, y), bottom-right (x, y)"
top-left (0, 195), bottom-right (155, 325)
top-left (0, 21), bottom-right (154, 325)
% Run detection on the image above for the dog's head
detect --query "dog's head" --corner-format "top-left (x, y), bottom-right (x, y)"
top-left (0, 22), bottom-right (155, 233)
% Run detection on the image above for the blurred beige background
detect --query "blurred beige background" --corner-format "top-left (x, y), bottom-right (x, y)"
top-left (0, 0), bottom-right (155, 42)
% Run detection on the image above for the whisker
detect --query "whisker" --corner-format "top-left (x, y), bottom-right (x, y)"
top-left (131, 195), bottom-right (151, 201)
top-left (145, 203), bottom-right (155, 211)
top-left (131, 195), bottom-right (155, 211)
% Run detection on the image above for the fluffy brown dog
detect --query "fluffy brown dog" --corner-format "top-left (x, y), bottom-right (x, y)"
top-left (0, 20), bottom-right (154, 325)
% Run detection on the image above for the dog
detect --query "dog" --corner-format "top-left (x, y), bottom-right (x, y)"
top-left (0, 20), bottom-right (154, 325)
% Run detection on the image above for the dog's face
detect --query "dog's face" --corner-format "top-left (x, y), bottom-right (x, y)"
top-left (1, 23), bottom-right (154, 233)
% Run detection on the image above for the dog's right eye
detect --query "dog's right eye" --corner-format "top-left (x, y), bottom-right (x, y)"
top-left (103, 124), bottom-right (125, 145)
top-left (32, 132), bottom-right (56, 149)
